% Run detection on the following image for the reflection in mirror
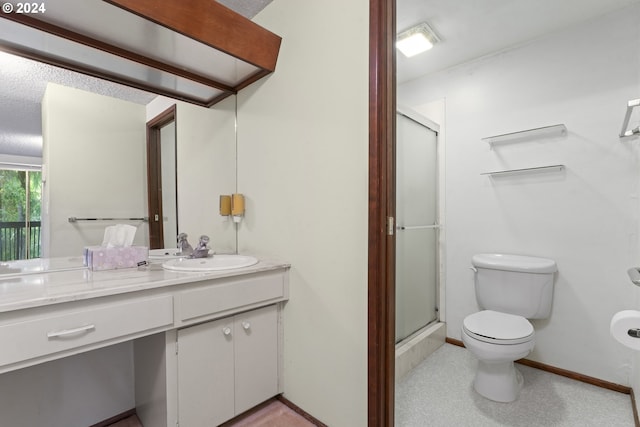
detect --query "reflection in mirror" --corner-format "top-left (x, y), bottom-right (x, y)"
top-left (160, 121), bottom-right (177, 249)
top-left (42, 82), bottom-right (149, 257)
top-left (0, 50), bottom-right (238, 260)
top-left (147, 106), bottom-right (177, 250)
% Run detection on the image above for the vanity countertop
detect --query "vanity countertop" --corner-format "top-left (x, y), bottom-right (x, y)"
top-left (0, 256), bottom-right (290, 313)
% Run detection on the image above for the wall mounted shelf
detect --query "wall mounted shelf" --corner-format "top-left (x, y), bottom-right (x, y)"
top-left (627, 268), bottom-right (640, 286)
top-left (481, 164), bottom-right (565, 176)
top-left (482, 124), bottom-right (567, 145)
top-left (620, 99), bottom-right (640, 138)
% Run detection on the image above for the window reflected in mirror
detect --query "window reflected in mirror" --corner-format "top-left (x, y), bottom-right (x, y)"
top-left (0, 169), bottom-right (41, 260)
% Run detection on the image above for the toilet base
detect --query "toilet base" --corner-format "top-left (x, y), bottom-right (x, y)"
top-left (473, 360), bottom-right (523, 403)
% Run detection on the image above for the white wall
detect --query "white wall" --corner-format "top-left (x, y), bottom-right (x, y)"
top-left (0, 343), bottom-right (134, 427)
top-left (42, 83), bottom-right (147, 257)
top-left (176, 97), bottom-right (237, 253)
top-left (237, 0), bottom-right (369, 425)
top-left (399, 4), bottom-right (640, 385)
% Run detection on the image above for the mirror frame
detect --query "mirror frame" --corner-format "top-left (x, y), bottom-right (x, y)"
top-left (0, 0), bottom-right (281, 107)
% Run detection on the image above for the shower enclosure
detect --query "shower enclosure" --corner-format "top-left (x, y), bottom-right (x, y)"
top-left (395, 109), bottom-right (439, 344)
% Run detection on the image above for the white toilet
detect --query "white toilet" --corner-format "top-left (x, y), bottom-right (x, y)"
top-left (461, 253), bottom-right (557, 403)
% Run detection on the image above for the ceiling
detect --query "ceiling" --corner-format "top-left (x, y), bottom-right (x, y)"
top-left (397, 0), bottom-right (640, 84)
top-left (218, 0), bottom-right (272, 19)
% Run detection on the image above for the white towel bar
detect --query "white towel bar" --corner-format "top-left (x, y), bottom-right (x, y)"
top-left (68, 217), bottom-right (149, 223)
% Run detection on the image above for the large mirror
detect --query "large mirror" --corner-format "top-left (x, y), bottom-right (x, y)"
top-left (0, 50), bottom-right (238, 260)
top-left (0, 0), bottom-right (277, 263)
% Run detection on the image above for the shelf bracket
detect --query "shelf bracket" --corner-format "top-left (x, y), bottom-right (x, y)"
top-left (620, 99), bottom-right (640, 138)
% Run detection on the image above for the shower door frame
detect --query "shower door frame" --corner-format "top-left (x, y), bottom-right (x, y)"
top-left (395, 106), bottom-right (442, 344)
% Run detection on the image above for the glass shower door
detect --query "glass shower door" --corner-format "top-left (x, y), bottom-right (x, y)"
top-left (395, 112), bottom-right (438, 343)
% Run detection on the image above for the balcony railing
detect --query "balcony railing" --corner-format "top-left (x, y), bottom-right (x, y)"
top-left (0, 221), bottom-right (41, 261)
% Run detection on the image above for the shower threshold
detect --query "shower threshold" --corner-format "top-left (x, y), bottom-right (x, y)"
top-left (395, 321), bottom-right (446, 381)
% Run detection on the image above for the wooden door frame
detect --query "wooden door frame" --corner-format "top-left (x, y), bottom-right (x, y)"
top-left (146, 105), bottom-right (177, 249)
top-left (369, 0), bottom-right (396, 425)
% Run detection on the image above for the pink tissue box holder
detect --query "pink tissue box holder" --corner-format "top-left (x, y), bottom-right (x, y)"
top-left (84, 246), bottom-right (148, 271)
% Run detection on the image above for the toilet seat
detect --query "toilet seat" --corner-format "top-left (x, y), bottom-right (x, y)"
top-left (463, 310), bottom-right (534, 345)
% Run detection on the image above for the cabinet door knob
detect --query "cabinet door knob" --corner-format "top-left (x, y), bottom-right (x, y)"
top-left (222, 327), bottom-right (232, 336)
top-left (241, 321), bottom-right (251, 330)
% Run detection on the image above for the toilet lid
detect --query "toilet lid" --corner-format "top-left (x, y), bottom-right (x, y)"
top-left (463, 310), bottom-right (534, 344)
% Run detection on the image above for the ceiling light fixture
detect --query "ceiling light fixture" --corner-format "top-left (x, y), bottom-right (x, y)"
top-left (396, 22), bottom-right (440, 58)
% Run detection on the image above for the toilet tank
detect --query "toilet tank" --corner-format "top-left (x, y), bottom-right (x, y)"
top-left (472, 254), bottom-right (557, 319)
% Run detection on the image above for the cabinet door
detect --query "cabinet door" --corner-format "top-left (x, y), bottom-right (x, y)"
top-left (234, 304), bottom-right (279, 414)
top-left (177, 317), bottom-right (235, 427)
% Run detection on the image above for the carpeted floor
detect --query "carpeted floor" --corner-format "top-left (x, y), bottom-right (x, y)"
top-left (107, 414), bottom-right (142, 427)
top-left (108, 401), bottom-right (316, 427)
top-left (226, 400), bottom-right (316, 427)
top-left (396, 343), bottom-right (635, 426)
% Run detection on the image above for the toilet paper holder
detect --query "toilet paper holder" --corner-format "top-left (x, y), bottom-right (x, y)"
top-left (611, 310), bottom-right (640, 350)
top-left (627, 268), bottom-right (640, 286)
top-left (629, 329), bottom-right (640, 338)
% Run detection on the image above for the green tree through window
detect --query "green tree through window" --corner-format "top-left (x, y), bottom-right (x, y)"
top-left (0, 169), bottom-right (42, 260)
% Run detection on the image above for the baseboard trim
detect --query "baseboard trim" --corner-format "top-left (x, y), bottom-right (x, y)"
top-left (445, 337), bottom-right (631, 394)
top-left (278, 395), bottom-right (328, 427)
top-left (89, 408), bottom-right (137, 427)
top-left (630, 388), bottom-right (640, 427)
top-left (445, 337), bottom-right (464, 347)
top-left (516, 358), bottom-right (631, 394)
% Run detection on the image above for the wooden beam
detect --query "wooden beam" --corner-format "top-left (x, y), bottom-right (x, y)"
top-left (105, 0), bottom-right (281, 71)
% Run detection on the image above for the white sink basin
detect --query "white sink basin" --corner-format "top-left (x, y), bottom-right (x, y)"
top-left (162, 255), bottom-right (259, 272)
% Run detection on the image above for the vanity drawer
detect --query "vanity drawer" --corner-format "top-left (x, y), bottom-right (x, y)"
top-left (0, 295), bottom-right (173, 367)
top-left (177, 272), bottom-right (286, 323)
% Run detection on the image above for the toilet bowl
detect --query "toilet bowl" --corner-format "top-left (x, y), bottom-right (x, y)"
top-left (462, 310), bottom-right (535, 402)
top-left (464, 253), bottom-right (556, 402)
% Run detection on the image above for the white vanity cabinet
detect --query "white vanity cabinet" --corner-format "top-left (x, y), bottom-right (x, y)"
top-left (177, 304), bottom-right (280, 426)
top-left (133, 266), bottom-right (289, 427)
top-left (0, 258), bottom-right (289, 427)
top-left (0, 293), bottom-right (174, 374)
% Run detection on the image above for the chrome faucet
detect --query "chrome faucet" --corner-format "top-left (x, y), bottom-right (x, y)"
top-left (177, 233), bottom-right (193, 255)
top-left (190, 235), bottom-right (211, 258)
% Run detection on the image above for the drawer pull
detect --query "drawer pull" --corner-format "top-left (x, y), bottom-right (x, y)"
top-left (47, 324), bottom-right (96, 339)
